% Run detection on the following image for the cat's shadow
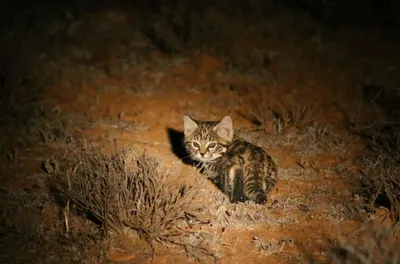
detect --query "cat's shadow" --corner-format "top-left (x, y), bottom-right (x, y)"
top-left (167, 128), bottom-right (196, 166)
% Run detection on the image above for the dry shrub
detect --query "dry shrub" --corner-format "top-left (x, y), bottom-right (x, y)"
top-left (253, 236), bottom-right (294, 256)
top-left (360, 156), bottom-right (400, 222)
top-left (243, 88), bottom-right (319, 134)
top-left (0, 189), bottom-right (105, 263)
top-left (140, 5), bottom-right (241, 56)
top-left (327, 224), bottom-right (400, 264)
top-left (347, 95), bottom-right (400, 260)
top-left (347, 97), bottom-right (400, 222)
top-left (351, 109), bottom-right (400, 221)
top-left (60, 148), bottom-right (215, 260)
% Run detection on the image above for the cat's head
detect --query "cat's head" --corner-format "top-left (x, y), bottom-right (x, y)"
top-left (183, 116), bottom-right (234, 163)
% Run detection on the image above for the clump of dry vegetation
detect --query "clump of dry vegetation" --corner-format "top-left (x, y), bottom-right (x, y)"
top-left (350, 94), bottom-right (400, 222)
top-left (59, 147), bottom-right (217, 261)
top-left (326, 224), bottom-right (400, 264)
top-left (241, 86), bottom-right (349, 158)
top-left (322, 89), bottom-right (400, 264)
top-left (252, 236), bottom-right (295, 256)
top-left (243, 87), bottom-right (319, 135)
top-left (0, 188), bottom-right (106, 263)
top-left (137, 0), bottom-right (279, 60)
top-left (0, 66), bottom-right (45, 150)
top-left (360, 155), bottom-right (400, 221)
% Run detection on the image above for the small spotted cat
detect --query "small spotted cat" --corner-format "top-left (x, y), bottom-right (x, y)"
top-left (183, 115), bottom-right (278, 204)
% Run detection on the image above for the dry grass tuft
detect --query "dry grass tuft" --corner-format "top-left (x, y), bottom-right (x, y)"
top-left (360, 156), bottom-right (400, 222)
top-left (60, 147), bottom-right (217, 261)
top-left (0, 189), bottom-right (105, 263)
top-left (351, 102), bottom-right (400, 221)
top-left (327, 224), bottom-right (400, 264)
top-left (337, 96), bottom-right (400, 264)
top-left (243, 88), bottom-right (319, 135)
top-left (252, 236), bottom-right (294, 256)
top-left (345, 97), bottom-right (400, 222)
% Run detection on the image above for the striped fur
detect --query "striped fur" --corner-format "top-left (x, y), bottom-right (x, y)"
top-left (183, 116), bottom-right (278, 204)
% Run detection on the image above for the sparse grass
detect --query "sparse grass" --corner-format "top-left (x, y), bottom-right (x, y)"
top-left (326, 223), bottom-right (400, 264)
top-left (359, 155), bottom-right (400, 221)
top-left (350, 99), bottom-right (400, 221)
top-left (191, 175), bottom-right (281, 228)
top-left (242, 88), bottom-right (349, 158)
top-left (139, 1), bottom-right (278, 61)
top-left (243, 87), bottom-right (320, 135)
top-left (327, 94), bottom-right (400, 264)
top-left (253, 236), bottom-right (295, 256)
top-left (0, 189), bottom-right (105, 263)
top-left (59, 147), bottom-right (218, 261)
top-left (291, 122), bottom-right (349, 156)
top-left (0, 69), bottom-right (45, 151)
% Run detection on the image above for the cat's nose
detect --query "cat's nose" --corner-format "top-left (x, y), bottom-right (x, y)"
top-left (199, 152), bottom-right (206, 157)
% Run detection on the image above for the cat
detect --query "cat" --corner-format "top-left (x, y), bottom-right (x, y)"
top-left (183, 115), bottom-right (278, 204)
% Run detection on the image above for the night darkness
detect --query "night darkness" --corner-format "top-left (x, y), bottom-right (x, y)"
top-left (1, 0), bottom-right (400, 263)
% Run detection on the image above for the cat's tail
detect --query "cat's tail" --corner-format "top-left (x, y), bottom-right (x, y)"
top-left (244, 181), bottom-right (268, 204)
top-left (244, 164), bottom-right (277, 204)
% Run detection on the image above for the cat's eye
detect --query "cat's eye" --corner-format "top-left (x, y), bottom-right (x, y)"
top-left (192, 142), bottom-right (200, 148)
top-left (207, 143), bottom-right (217, 149)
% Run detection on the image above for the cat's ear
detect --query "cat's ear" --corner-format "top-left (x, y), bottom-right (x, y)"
top-left (214, 116), bottom-right (233, 141)
top-left (183, 116), bottom-right (198, 136)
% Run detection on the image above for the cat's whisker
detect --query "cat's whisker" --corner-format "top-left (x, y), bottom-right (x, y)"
top-left (179, 155), bottom-right (192, 162)
top-left (197, 162), bottom-right (205, 171)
